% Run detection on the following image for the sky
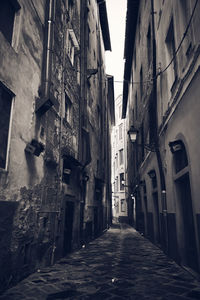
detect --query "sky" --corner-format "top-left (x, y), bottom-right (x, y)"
top-left (105, 0), bottom-right (127, 99)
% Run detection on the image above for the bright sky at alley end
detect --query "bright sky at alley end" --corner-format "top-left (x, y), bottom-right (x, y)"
top-left (105, 0), bottom-right (127, 99)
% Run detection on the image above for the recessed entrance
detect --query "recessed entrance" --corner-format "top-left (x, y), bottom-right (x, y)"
top-left (153, 191), bottom-right (161, 244)
top-left (176, 173), bottom-right (198, 271)
top-left (63, 201), bottom-right (74, 255)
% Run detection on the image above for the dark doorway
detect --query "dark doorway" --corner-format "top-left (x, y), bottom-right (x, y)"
top-left (63, 201), bottom-right (74, 255)
top-left (94, 207), bottom-right (98, 237)
top-left (80, 202), bottom-right (84, 245)
top-left (153, 192), bottom-right (161, 244)
top-left (176, 173), bottom-right (198, 271)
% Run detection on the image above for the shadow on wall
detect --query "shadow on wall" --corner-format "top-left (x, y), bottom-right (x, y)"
top-left (25, 151), bottom-right (38, 186)
top-left (0, 201), bottom-right (19, 294)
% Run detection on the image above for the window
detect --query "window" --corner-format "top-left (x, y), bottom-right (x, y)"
top-left (133, 48), bottom-right (136, 69)
top-left (151, 172), bottom-right (157, 189)
top-left (0, 0), bottom-right (20, 44)
top-left (119, 123), bottom-right (123, 140)
top-left (116, 153), bottom-right (118, 169)
top-left (66, 0), bottom-right (68, 10)
top-left (121, 199), bottom-right (126, 212)
top-left (119, 105), bottom-right (122, 119)
top-left (116, 200), bottom-right (119, 213)
top-left (0, 83), bottom-right (13, 169)
top-left (66, 0), bottom-right (74, 10)
top-left (87, 24), bottom-right (90, 50)
top-left (166, 18), bottom-right (177, 87)
top-left (62, 159), bottom-right (71, 184)
top-left (116, 176), bottom-right (118, 191)
top-left (66, 29), bottom-right (79, 65)
top-left (173, 141), bottom-right (188, 173)
top-left (135, 92), bottom-right (138, 120)
top-left (180, 0), bottom-right (193, 57)
top-left (76, 57), bottom-right (80, 85)
top-left (67, 34), bottom-right (74, 64)
top-left (142, 181), bottom-right (148, 214)
top-left (65, 94), bottom-right (72, 124)
top-left (97, 105), bottom-right (101, 128)
top-left (82, 128), bottom-right (91, 166)
top-left (120, 173), bottom-right (124, 190)
top-left (119, 149), bottom-right (124, 165)
top-left (140, 67), bottom-right (143, 99)
top-left (147, 24), bottom-right (151, 66)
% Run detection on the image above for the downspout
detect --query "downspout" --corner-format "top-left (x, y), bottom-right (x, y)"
top-left (43, 0), bottom-right (55, 98)
top-left (44, 0), bottom-right (56, 265)
top-left (151, 0), bottom-right (168, 252)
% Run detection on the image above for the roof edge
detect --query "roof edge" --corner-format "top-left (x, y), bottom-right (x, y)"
top-left (98, 1), bottom-right (112, 51)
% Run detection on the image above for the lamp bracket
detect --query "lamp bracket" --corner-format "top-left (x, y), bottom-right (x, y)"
top-left (137, 143), bottom-right (156, 152)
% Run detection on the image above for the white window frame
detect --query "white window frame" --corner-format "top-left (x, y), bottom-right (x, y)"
top-left (119, 123), bottom-right (123, 140)
top-left (66, 29), bottom-right (79, 65)
top-left (0, 83), bottom-right (14, 171)
top-left (121, 199), bottom-right (126, 212)
top-left (119, 149), bottom-right (124, 165)
top-left (65, 93), bottom-right (72, 125)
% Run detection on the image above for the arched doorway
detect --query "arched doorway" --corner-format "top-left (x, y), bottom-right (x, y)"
top-left (171, 140), bottom-right (198, 271)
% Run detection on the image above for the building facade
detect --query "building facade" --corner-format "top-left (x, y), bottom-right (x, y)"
top-left (112, 95), bottom-right (128, 223)
top-left (123, 0), bottom-right (200, 273)
top-left (0, 0), bottom-right (113, 292)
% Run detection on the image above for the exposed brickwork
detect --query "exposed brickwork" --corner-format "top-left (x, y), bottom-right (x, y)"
top-left (0, 0), bottom-right (113, 293)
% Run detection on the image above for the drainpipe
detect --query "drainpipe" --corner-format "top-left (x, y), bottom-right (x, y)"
top-left (151, 0), bottom-right (168, 252)
top-left (44, 0), bottom-right (56, 265)
top-left (43, 0), bottom-right (55, 99)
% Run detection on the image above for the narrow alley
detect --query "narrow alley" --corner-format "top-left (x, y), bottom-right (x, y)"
top-left (1, 0), bottom-right (200, 297)
top-left (0, 224), bottom-right (200, 300)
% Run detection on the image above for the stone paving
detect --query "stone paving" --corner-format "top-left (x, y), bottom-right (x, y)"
top-left (0, 223), bottom-right (200, 299)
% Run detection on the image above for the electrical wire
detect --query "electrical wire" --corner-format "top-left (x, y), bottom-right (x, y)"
top-left (157, 0), bottom-right (199, 76)
top-left (29, 0), bottom-right (44, 26)
top-left (123, 0), bottom-right (199, 84)
top-left (64, 0), bottom-right (199, 86)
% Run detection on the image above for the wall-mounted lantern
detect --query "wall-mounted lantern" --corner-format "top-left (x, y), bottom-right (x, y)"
top-left (82, 172), bottom-right (89, 182)
top-left (25, 139), bottom-right (45, 157)
top-left (121, 180), bottom-right (133, 188)
top-left (127, 125), bottom-right (138, 143)
top-left (169, 140), bottom-right (183, 154)
top-left (128, 125), bottom-right (156, 151)
top-left (63, 168), bottom-right (71, 175)
top-left (147, 169), bottom-right (156, 179)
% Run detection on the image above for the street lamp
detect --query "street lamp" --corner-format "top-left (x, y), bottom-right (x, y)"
top-left (127, 125), bottom-right (156, 152)
top-left (127, 126), bottom-right (138, 143)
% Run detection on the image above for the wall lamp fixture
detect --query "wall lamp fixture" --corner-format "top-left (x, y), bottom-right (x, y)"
top-left (147, 169), bottom-right (156, 179)
top-left (128, 125), bottom-right (156, 152)
top-left (82, 172), bottom-right (90, 182)
top-left (121, 180), bottom-right (130, 187)
top-left (169, 140), bottom-right (183, 154)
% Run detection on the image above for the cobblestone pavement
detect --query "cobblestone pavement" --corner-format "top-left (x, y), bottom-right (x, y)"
top-left (0, 224), bottom-right (200, 300)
